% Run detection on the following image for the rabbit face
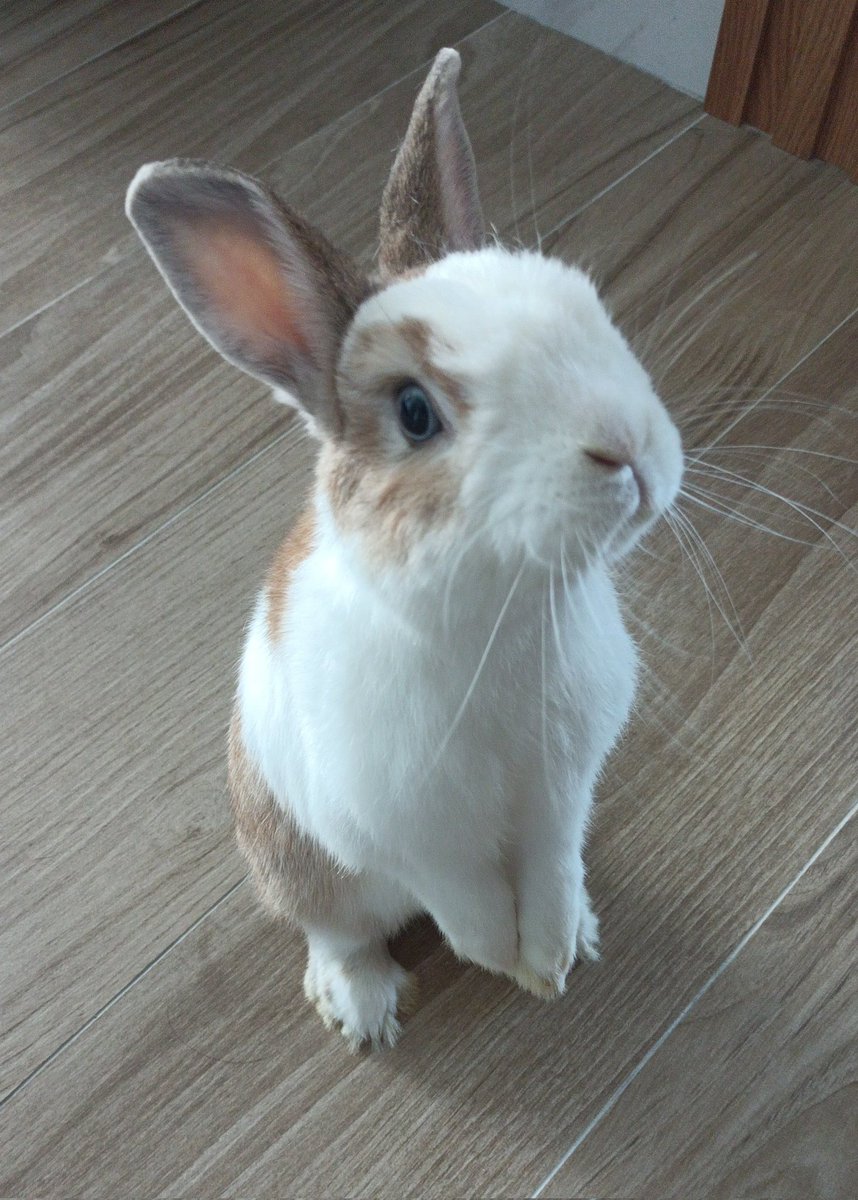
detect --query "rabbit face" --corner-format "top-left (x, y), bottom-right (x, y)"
top-left (324, 246), bottom-right (682, 574)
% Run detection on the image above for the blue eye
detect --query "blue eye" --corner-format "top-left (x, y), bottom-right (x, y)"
top-left (397, 382), bottom-right (442, 443)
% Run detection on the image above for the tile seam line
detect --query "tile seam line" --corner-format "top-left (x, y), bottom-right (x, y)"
top-left (0, 7), bottom-right (509, 347)
top-left (0, 0), bottom-right (207, 119)
top-left (0, 877), bottom-right (246, 1111)
top-left (540, 111), bottom-right (706, 244)
top-left (0, 419), bottom-right (311, 657)
top-left (709, 303), bottom-right (858, 448)
top-left (530, 798), bottom-right (858, 1198)
top-left (0, 101), bottom-right (702, 654)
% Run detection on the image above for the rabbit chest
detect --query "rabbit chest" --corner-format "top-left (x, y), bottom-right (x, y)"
top-left (238, 538), bottom-right (636, 875)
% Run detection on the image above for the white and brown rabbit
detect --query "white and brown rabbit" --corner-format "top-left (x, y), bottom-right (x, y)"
top-left (126, 49), bottom-right (683, 1050)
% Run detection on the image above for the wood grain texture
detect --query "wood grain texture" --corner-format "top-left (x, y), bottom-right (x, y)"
top-left (705, 0), bottom-right (858, 175)
top-left (0, 321), bottom-right (855, 1190)
top-left (0, 15), bottom-right (699, 644)
top-left (816, 7), bottom-right (858, 180)
top-left (0, 426), bottom-right (313, 1100)
top-left (0, 0), bottom-right (498, 335)
top-left (745, 0), bottom-right (858, 158)
top-left (705, 0), bottom-right (770, 124)
top-left (546, 825), bottom-right (858, 1200)
top-left (0, 0), bottom-right (190, 109)
top-left (1, 275), bottom-right (856, 1192)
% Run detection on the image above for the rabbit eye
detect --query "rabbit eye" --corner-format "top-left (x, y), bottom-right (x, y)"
top-left (397, 382), bottom-right (442, 444)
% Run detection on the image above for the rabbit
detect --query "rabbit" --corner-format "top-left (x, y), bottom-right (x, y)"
top-left (126, 48), bottom-right (683, 1050)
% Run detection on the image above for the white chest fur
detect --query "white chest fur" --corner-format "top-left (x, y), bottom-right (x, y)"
top-left (238, 527), bottom-right (637, 878)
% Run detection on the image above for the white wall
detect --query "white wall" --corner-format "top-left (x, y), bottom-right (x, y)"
top-left (501, 0), bottom-right (725, 99)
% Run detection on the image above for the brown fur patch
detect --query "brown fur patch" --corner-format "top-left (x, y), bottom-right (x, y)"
top-left (347, 318), bottom-right (469, 422)
top-left (228, 708), bottom-right (350, 925)
top-left (395, 317), bottom-right (470, 415)
top-left (319, 442), bottom-right (458, 567)
top-left (265, 507), bottom-right (317, 644)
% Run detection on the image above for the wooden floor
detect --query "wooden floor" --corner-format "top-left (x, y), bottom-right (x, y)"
top-left (1, 2), bottom-right (856, 1196)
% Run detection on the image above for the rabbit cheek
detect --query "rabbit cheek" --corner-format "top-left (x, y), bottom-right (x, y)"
top-left (321, 446), bottom-right (458, 566)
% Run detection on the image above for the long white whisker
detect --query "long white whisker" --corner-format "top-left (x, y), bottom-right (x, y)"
top-left (685, 462), bottom-right (858, 548)
top-left (688, 446), bottom-right (843, 501)
top-left (679, 486), bottom-right (817, 546)
top-left (673, 506), bottom-right (750, 660)
top-left (677, 403), bottom-right (844, 441)
top-left (665, 509), bottom-right (719, 672)
top-left (440, 514), bottom-right (500, 632)
top-left (547, 560), bottom-right (566, 673)
top-left (643, 253), bottom-right (757, 382)
top-left (431, 559), bottom-right (526, 775)
top-left (540, 582), bottom-right (552, 785)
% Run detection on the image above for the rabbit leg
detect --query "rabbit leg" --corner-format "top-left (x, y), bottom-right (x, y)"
top-left (512, 782), bottom-right (600, 1000)
top-left (403, 858), bottom-right (519, 978)
top-left (303, 917), bottom-right (418, 1052)
top-left (229, 710), bottom-right (418, 1048)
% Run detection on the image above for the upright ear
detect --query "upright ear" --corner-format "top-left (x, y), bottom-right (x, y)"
top-left (126, 160), bottom-right (367, 435)
top-left (379, 48), bottom-right (484, 279)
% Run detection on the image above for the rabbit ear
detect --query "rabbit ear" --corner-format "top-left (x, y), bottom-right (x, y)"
top-left (379, 48), bottom-right (484, 279)
top-left (126, 160), bottom-right (366, 435)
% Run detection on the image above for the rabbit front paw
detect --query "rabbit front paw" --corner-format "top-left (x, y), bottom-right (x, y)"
top-left (303, 940), bottom-right (417, 1052)
top-left (514, 885), bottom-right (600, 1000)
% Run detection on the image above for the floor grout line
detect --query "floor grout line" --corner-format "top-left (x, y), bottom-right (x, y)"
top-left (539, 111), bottom-right (707, 247)
top-left (0, 272), bottom-right (98, 342)
top-left (0, 0), bottom-right (206, 119)
top-left (0, 877), bottom-right (247, 1111)
top-left (530, 799), bottom-right (858, 1197)
top-left (710, 303), bottom-right (858, 449)
top-left (0, 419), bottom-right (310, 658)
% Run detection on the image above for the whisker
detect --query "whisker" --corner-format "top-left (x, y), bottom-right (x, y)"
top-left (642, 253), bottom-right (758, 385)
top-left (685, 466), bottom-right (857, 576)
top-left (419, 558), bottom-right (527, 796)
top-left (679, 485), bottom-right (817, 547)
top-left (685, 462), bottom-right (858, 543)
top-left (668, 386), bottom-right (856, 413)
top-left (689, 443), bottom-right (856, 465)
top-left (687, 448), bottom-right (843, 503)
top-left (664, 510), bottom-right (718, 672)
top-left (676, 401), bottom-right (845, 438)
top-left (539, 581), bottom-right (552, 783)
top-left (441, 517), bottom-right (495, 632)
top-left (671, 504), bottom-right (751, 661)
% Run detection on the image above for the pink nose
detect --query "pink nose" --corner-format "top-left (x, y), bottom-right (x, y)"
top-left (584, 448), bottom-right (629, 470)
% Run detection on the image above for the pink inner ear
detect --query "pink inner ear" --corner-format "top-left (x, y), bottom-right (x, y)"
top-left (179, 220), bottom-right (311, 355)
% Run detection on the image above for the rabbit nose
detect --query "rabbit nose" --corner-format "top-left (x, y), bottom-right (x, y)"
top-left (584, 448), bottom-right (630, 470)
top-left (585, 447), bottom-right (649, 507)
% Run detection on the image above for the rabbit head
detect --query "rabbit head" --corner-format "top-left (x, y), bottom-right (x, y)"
top-left (126, 49), bottom-right (682, 582)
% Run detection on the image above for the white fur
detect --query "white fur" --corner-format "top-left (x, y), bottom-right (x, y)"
top-left (238, 247), bottom-right (683, 1038)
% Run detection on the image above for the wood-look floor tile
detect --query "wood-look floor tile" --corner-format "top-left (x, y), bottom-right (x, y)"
top-left (544, 824), bottom-right (857, 1200)
top-left (0, 425), bottom-right (312, 1098)
top-left (1, 17), bottom-right (699, 643)
top-left (0, 0), bottom-right (187, 109)
top-left (1, 313), bottom-right (854, 1191)
top-left (0, 0), bottom-right (498, 333)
